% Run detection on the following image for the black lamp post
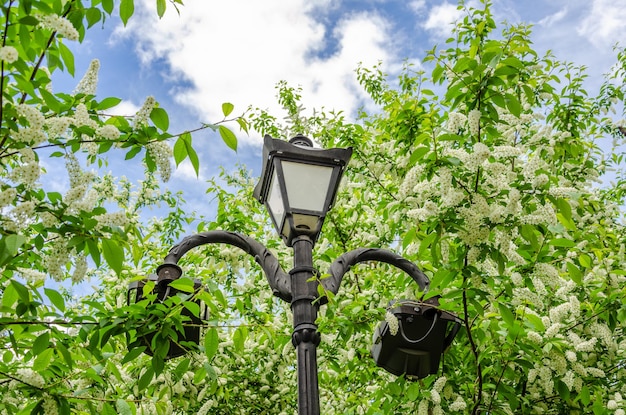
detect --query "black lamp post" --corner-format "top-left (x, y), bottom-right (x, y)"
top-left (128, 135), bottom-right (461, 415)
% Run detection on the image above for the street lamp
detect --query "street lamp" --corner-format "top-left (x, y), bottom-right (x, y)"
top-left (128, 135), bottom-right (461, 415)
top-left (253, 134), bottom-right (353, 246)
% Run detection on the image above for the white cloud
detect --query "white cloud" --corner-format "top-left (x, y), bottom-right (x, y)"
top-left (537, 7), bottom-right (568, 27)
top-left (113, 0), bottom-right (396, 144)
top-left (107, 100), bottom-right (140, 117)
top-left (421, 2), bottom-right (463, 38)
top-left (578, 0), bottom-right (626, 48)
top-left (409, 0), bottom-right (427, 14)
top-left (172, 158), bottom-right (202, 182)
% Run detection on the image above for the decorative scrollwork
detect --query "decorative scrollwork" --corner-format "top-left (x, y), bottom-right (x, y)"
top-left (161, 231), bottom-right (292, 302)
top-left (323, 248), bottom-right (430, 298)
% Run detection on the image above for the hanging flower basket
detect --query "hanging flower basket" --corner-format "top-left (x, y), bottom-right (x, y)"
top-left (127, 274), bottom-right (208, 359)
top-left (371, 297), bottom-right (462, 379)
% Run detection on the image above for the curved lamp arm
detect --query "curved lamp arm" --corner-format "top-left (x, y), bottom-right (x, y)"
top-left (157, 230), bottom-right (292, 303)
top-left (323, 248), bottom-right (430, 297)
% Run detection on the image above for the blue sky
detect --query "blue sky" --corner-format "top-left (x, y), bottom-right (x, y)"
top-left (54, 0), bottom-right (626, 219)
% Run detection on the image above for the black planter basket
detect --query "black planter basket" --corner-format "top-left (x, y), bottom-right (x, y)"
top-left (127, 274), bottom-right (208, 359)
top-left (371, 298), bottom-right (462, 379)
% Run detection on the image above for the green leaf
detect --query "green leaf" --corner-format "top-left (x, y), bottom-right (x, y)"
top-left (520, 224), bottom-right (539, 250)
top-left (102, 0), bottom-right (114, 14)
top-left (125, 146), bottom-right (142, 160)
top-left (58, 41), bottom-right (75, 76)
top-left (498, 302), bottom-right (515, 327)
top-left (580, 385), bottom-right (591, 405)
top-left (138, 367), bottom-right (154, 392)
top-left (556, 379), bottom-right (570, 400)
top-left (237, 117), bottom-right (249, 134)
top-left (173, 136), bottom-right (188, 166)
top-left (175, 132), bottom-right (199, 176)
top-left (56, 342), bottom-right (73, 369)
top-left (19, 15), bottom-right (39, 25)
top-left (122, 346), bottom-right (146, 364)
top-left (222, 102), bottom-right (234, 117)
top-left (186, 143), bottom-right (199, 176)
top-left (525, 314), bottom-right (545, 331)
top-left (86, 7), bottom-right (102, 28)
top-left (505, 93), bottom-right (521, 117)
top-left (40, 89), bottom-right (62, 113)
top-left (44, 288), bottom-right (65, 312)
top-left (97, 97), bottom-right (122, 110)
top-left (406, 382), bottom-right (420, 401)
top-left (549, 238), bottom-right (575, 248)
top-left (102, 239), bottom-right (124, 275)
top-left (419, 232), bottom-right (437, 258)
top-left (150, 107), bottom-right (169, 131)
top-left (233, 326), bottom-right (245, 352)
top-left (33, 348), bottom-right (54, 371)
top-left (33, 332), bottom-right (50, 355)
top-left (402, 228), bottom-right (416, 249)
top-left (87, 238), bottom-right (101, 267)
top-left (168, 278), bottom-right (195, 293)
top-left (102, 403), bottom-right (117, 415)
top-left (2, 283), bottom-right (18, 308)
top-left (10, 280), bottom-right (30, 303)
top-left (3, 234), bottom-right (26, 256)
top-left (156, 0), bottom-right (166, 18)
top-left (566, 262), bottom-right (583, 284)
top-left (119, 0), bottom-right (134, 26)
top-left (116, 399), bottom-right (132, 415)
top-left (193, 365), bottom-right (207, 384)
top-left (204, 327), bottom-right (219, 361)
top-left (183, 301), bottom-right (200, 317)
top-left (219, 125), bottom-right (237, 151)
top-left (578, 254), bottom-right (592, 268)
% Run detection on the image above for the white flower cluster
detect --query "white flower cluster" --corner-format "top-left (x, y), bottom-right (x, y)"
top-left (38, 14), bottom-right (79, 41)
top-left (466, 142), bottom-right (490, 170)
top-left (146, 140), bottom-right (172, 182)
top-left (527, 330), bottom-right (543, 344)
top-left (407, 200), bottom-right (438, 222)
top-left (457, 195), bottom-right (491, 245)
top-left (74, 59), bottom-right (100, 95)
top-left (46, 116), bottom-right (72, 139)
top-left (521, 202), bottom-right (557, 226)
top-left (449, 396), bottom-right (467, 412)
top-left (16, 103), bottom-right (45, 138)
top-left (17, 267), bottom-right (47, 282)
top-left (10, 200), bottom-right (36, 226)
top-left (72, 254), bottom-right (88, 283)
top-left (385, 311), bottom-right (399, 335)
top-left (492, 145), bottom-right (522, 159)
top-left (73, 103), bottom-right (97, 129)
top-left (16, 368), bottom-right (45, 388)
top-left (447, 112), bottom-right (467, 132)
top-left (42, 238), bottom-right (70, 281)
top-left (41, 394), bottom-right (58, 415)
top-left (10, 148), bottom-right (40, 187)
top-left (95, 124), bottom-right (121, 141)
top-left (468, 109), bottom-right (481, 136)
top-left (0, 187), bottom-right (17, 207)
top-left (0, 45), bottom-right (18, 63)
top-left (134, 96), bottom-right (156, 129)
top-left (608, 393), bottom-right (625, 415)
top-left (432, 376), bottom-right (447, 395)
top-left (94, 211), bottom-right (128, 231)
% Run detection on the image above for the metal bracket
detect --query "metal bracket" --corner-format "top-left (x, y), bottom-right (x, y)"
top-left (161, 230), bottom-right (292, 302)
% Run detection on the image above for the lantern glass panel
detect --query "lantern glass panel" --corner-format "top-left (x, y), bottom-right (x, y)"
top-left (281, 161), bottom-right (333, 212)
top-left (267, 169), bottom-right (285, 229)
